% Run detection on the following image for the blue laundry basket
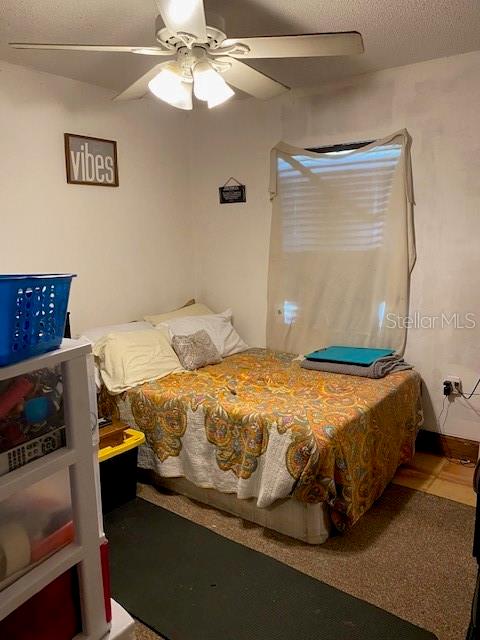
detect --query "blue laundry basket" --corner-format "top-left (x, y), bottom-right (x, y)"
top-left (0, 274), bottom-right (76, 366)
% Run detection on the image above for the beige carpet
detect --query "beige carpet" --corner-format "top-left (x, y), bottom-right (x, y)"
top-left (130, 482), bottom-right (475, 640)
top-left (134, 620), bottom-right (164, 640)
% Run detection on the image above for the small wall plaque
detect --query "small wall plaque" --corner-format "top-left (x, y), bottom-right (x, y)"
top-left (219, 177), bottom-right (246, 204)
top-left (64, 133), bottom-right (119, 187)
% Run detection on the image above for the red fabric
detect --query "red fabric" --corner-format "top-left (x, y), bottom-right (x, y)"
top-left (0, 377), bottom-right (34, 418)
top-left (101, 539), bottom-right (112, 623)
top-left (0, 569), bottom-right (81, 640)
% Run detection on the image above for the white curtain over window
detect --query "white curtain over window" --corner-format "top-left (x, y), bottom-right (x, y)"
top-left (267, 129), bottom-right (415, 355)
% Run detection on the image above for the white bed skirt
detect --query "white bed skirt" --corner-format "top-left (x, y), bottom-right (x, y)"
top-left (153, 476), bottom-right (331, 545)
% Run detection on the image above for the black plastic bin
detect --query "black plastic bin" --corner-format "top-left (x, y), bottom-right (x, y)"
top-left (98, 428), bottom-right (145, 513)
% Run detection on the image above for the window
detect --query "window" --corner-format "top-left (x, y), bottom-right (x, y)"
top-left (277, 141), bottom-right (403, 253)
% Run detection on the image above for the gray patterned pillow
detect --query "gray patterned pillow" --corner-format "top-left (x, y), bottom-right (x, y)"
top-left (171, 329), bottom-right (222, 371)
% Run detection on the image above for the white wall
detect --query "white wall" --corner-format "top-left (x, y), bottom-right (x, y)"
top-left (0, 60), bottom-right (193, 335)
top-left (2, 53), bottom-right (479, 440)
top-left (190, 50), bottom-right (480, 440)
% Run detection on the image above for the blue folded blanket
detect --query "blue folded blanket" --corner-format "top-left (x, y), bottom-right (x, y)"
top-left (305, 346), bottom-right (395, 366)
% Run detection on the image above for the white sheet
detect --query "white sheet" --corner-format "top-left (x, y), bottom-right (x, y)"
top-left (267, 130), bottom-right (416, 356)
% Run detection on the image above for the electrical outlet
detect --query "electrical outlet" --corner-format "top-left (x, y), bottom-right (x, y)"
top-left (444, 376), bottom-right (462, 395)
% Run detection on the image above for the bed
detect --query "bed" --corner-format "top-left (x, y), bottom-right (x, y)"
top-left (98, 347), bottom-right (422, 543)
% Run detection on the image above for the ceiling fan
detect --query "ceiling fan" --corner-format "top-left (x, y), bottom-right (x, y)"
top-left (10, 0), bottom-right (364, 110)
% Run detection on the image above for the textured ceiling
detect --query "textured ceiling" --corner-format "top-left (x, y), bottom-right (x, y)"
top-left (1, 0), bottom-right (479, 94)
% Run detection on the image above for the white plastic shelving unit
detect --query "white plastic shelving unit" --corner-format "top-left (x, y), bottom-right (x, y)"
top-left (108, 600), bottom-right (135, 640)
top-left (0, 339), bottom-right (109, 640)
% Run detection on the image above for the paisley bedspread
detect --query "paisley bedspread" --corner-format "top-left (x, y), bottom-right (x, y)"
top-left (99, 348), bottom-right (422, 531)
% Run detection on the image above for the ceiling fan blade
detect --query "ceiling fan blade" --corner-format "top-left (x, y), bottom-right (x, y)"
top-left (155, 0), bottom-right (207, 42)
top-left (216, 57), bottom-right (289, 100)
top-left (114, 62), bottom-right (171, 101)
top-left (222, 32), bottom-right (364, 59)
top-left (9, 42), bottom-right (173, 55)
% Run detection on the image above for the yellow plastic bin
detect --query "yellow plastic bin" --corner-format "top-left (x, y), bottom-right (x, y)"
top-left (98, 428), bottom-right (145, 513)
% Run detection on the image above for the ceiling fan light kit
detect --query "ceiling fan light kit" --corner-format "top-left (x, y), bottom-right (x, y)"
top-left (9, 0), bottom-right (364, 111)
top-left (148, 66), bottom-right (193, 110)
top-left (192, 58), bottom-right (234, 108)
top-left (146, 50), bottom-right (234, 110)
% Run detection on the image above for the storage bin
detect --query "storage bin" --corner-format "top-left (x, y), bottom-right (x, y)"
top-left (0, 364), bottom-right (65, 476)
top-left (0, 274), bottom-right (75, 366)
top-left (0, 468), bottom-right (74, 591)
top-left (98, 428), bottom-right (145, 513)
top-left (0, 567), bottom-right (81, 640)
top-left (100, 536), bottom-right (112, 623)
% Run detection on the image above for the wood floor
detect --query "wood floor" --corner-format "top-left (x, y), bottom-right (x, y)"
top-left (393, 451), bottom-right (476, 507)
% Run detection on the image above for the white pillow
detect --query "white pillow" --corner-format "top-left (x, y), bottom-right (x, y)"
top-left (81, 321), bottom-right (152, 345)
top-left (93, 330), bottom-right (183, 394)
top-left (144, 303), bottom-right (213, 326)
top-left (158, 309), bottom-right (248, 358)
top-left (80, 321), bottom-right (153, 389)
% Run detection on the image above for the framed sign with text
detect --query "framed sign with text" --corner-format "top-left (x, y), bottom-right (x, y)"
top-left (64, 133), bottom-right (119, 187)
top-left (219, 177), bottom-right (246, 204)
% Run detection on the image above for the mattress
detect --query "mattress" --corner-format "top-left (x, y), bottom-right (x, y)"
top-left (99, 348), bottom-right (422, 532)
top-left (142, 475), bottom-right (332, 545)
